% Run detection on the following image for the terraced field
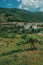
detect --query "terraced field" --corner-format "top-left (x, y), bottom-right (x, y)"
top-left (0, 34), bottom-right (43, 65)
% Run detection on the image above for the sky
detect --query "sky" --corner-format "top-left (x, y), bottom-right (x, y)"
top-left (0, 0), bottom-right (43, 12)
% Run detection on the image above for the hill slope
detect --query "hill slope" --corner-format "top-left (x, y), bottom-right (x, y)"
top-left (0, 8), bottom-right (43, 22)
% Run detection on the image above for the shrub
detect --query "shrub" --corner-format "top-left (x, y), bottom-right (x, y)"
top-left (29, 37), bottom-right (38, 50)
top-left (12, 54), bottom-right (18, 61)
top-left (0, 44), bottom-right (3, 48)
top-left (39, 41), bottom-right (43, 44)
top-left (21, 33), bottom-right (27, 39)
top-left (16, 40), bottom-right (26, 45)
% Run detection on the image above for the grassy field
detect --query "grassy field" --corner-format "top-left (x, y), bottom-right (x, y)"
top-left (0, 34), bottom-right (43, 65)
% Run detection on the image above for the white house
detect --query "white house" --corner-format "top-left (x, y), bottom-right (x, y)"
top-left (24, 23), bottom-right (31, 29)
top-left (32, 25), bottom-right (38, 29)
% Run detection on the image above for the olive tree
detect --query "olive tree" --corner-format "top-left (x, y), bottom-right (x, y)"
top-left (29, 37), bottom-right (38, 50)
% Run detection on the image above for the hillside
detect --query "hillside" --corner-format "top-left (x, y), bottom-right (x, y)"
top-left (0, 8), bottom-right (43, 22)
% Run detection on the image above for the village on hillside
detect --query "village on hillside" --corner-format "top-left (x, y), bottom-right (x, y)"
top-left (0, 22), bottom-right (43, 35)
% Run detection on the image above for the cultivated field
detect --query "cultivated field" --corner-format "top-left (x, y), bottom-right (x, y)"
top-left (0, 34), bottom-right (43, 65)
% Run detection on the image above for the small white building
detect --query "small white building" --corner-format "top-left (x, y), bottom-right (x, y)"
top-left (32, 25), bottom-right (38, 29)
top-left (24, 23), bottom-right (31, 29)
top-left (24, 23), bottom-right (38, 30)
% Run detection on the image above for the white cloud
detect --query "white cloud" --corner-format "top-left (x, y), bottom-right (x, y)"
top-left (18, 0), bottom-right (43, 11)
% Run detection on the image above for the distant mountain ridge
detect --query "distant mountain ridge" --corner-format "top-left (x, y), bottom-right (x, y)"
top-left (0, 8), bottom-right (43, 22)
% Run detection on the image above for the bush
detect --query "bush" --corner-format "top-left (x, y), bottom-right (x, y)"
top-left (0, 44), bottom-right (3, 48)
top-left (12, 54), bottom-right (18, 61)
top-left (16, 40), bottom-right (26, 45)
top-left (39, 41), bottom-right (43, 44)
top-left (21, 33), bottom-right (27, 39)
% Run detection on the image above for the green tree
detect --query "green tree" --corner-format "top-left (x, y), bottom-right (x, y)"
top-left (29, 37), bottom-right (38, 50)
